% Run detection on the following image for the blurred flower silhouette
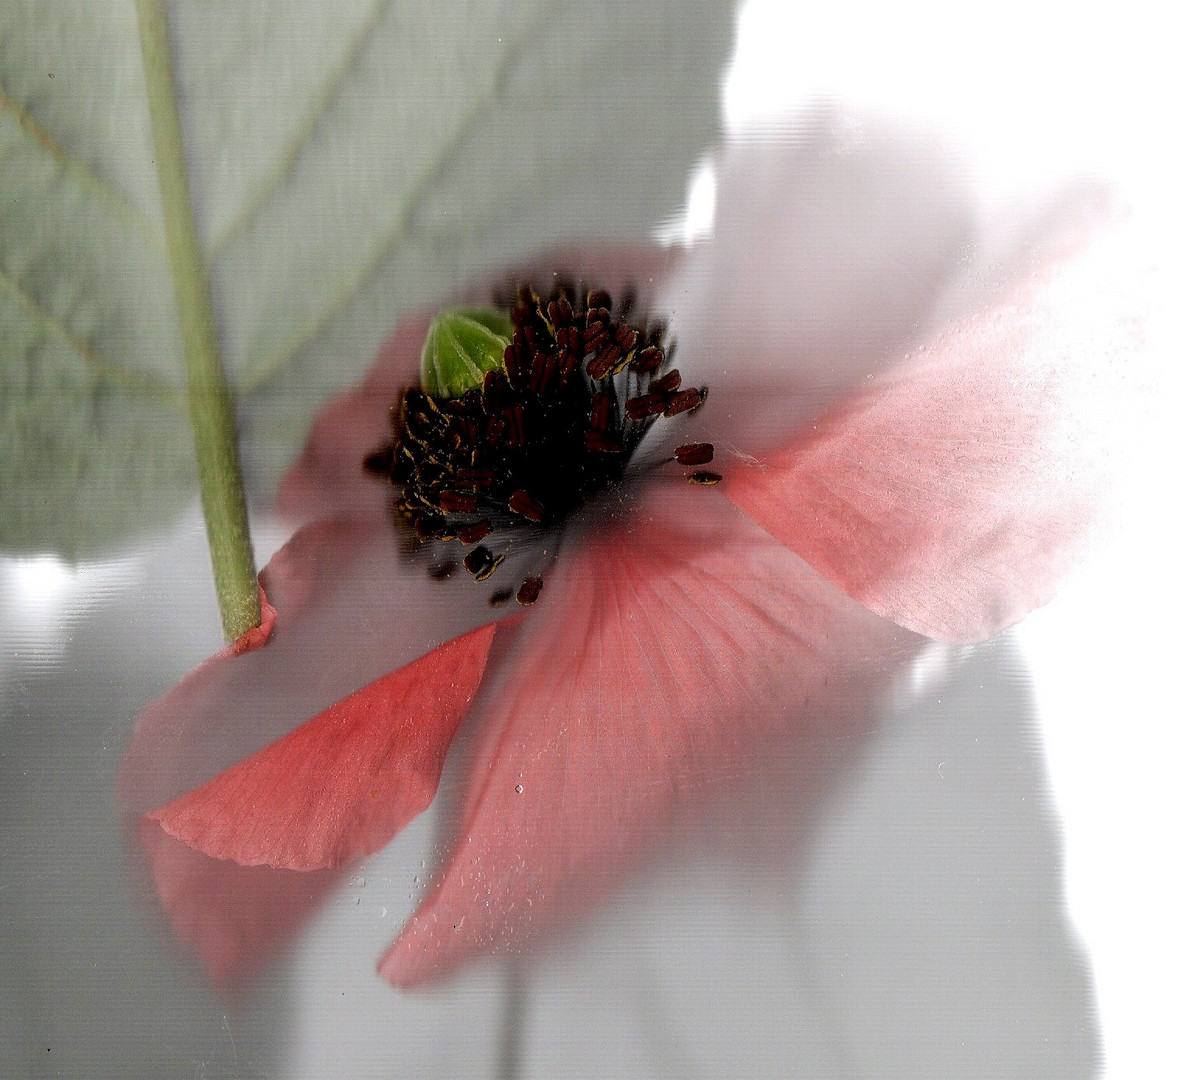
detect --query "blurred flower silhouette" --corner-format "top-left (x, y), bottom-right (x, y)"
top-left (119, 111), bottom-right (1141, 990)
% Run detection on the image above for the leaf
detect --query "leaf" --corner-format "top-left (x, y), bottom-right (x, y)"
top-left (0, 0), bottom-right (733, 557)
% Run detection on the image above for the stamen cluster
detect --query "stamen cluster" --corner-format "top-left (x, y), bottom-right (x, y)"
top-left (366, 282), bottom-right (717, 605)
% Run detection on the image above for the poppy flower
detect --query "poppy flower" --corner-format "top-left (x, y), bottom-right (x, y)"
top-left (119, 112), bottom-right (1141, 991)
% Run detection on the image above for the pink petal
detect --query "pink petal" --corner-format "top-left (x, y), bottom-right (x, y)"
top-left (119, 515), bottom-right (511, 983)
top-left (149, 622), bottom-right (497, 870)
top-left (722, 190), bottom-right (1145, 642)
top-left (380, 481), bottom-right (924, 987)
top-left (662, 108), bottom-right (973, 455)
top-left (275, 317), bottom-right (429, 523)
top-left (138, 824), bottom-right (341, 990)
top-left (122, 517), bottom-right (511, 813)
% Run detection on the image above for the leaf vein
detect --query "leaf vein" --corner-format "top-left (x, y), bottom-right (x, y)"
top-left (208, 0), bottom-right (394, 259)
top-left (0, 79), bottom-right (165, 252)
top-left (0, 268), bottom-right (181, 404)
top-left (239, 3), bottom-right (550, 396)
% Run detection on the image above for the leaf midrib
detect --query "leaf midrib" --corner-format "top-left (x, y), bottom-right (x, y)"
top-left (237, 0), bottom-right (552, 396)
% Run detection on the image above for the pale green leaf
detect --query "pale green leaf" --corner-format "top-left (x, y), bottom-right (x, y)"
top-left (1, 0), bottom-right (732, 556)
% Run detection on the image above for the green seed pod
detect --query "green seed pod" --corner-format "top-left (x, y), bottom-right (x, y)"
top-left (420, 307), bottom-right (514, 399)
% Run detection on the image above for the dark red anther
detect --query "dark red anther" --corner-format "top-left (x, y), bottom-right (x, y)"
top-left (589, 390), bottom-right (614, 431)
top-left (664, 387), bottom-right (706, 417)
top-left (547, 296), bottom-right (573, 328)
top-left (456, 467), bottom-right (495, 488)
top-left (516, 576), bottom-right (544, 606)
top-left (584, 431), bottom-right (621, 453)
top-left (626, 391), bottom-right (668, 420)
top-left (483, 369), bottom-right (508, 413)
top-left (457, 519), bottom-right (492, 544)
top-left (488, 589), bottom-right (513, 607)
top-left (480, 414), bottom-right (501, 447)
top-left (557, 325), bottom-right (582, 365)
top-left (629, 345), bottom-right (664, 373)
top-left (558, 341), bottom-right (579, 381)
top-left (503, 343), bottom-right (525, 379)
top-left (371, 280), bottom-right (708, 565)
top-left (583, 323), bottom-right (610, 351)
top-left (649, 369), bottom-right (682, 394)
top-left (514, 325), bottom-right (537, 355)
top-left (509, 489), bottom-right (545, 522)
top-left (587, 343), bottom-right (622, 379)
top-left (463, 545), bottom-right (495, 578)
top-left (687, 470), bottom-right (722, 486)
top-left (674, 442), bottom-right (714, 466)
top-left (503, 405), bottom-right (526, 445)
top-left (529, 350), bottom-right (557, 395)
top-left (438, 490), bottom-right (478, 514)
top-left (611, 323), bottom-right (638, 351)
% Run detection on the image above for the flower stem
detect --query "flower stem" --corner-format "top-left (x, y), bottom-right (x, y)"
top-left (497, 961), bottom-right (526, 1080)
top-left (136, 0), bottom-right (259, 641)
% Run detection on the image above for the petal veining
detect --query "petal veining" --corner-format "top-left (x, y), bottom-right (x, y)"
top-left (382, 482), bottom-right (923, 986)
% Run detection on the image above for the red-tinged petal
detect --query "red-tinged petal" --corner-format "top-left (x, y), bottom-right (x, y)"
top-left (121, 516), bottom-right (515, 814)
top-left (277, 247), bottom-right (675, 523)
top-left (276, 317), bottom-right (430, 523)
top-left (722, 191), bottom-right (1147, 643)
top-left (119, 515), bottom-right (516, 985)
top-left (139, 823), bottom-right (340, 990)
top-left (231, 585), bottom-right (277, 655)
top-left (661, 107), bottom-right (973, 455)
top-left (380, 482), bottom-right (924, 987)
top-left (149, 623), bottom-right (497, 871)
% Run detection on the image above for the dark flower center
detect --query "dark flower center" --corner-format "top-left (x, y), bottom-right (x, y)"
top-left (365, 281), bottom-right (719, 606)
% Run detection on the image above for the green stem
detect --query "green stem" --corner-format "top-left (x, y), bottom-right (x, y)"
top-left (136, 0), bottom-right (259, 641)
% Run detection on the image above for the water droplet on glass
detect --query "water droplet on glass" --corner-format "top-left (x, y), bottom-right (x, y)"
top-left (515, 784), bottom-right (524, 794)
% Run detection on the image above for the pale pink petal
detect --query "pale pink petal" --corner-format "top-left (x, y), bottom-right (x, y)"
top-left (662, 107), bottom-right (973, 454)
top-left (138, 824), bottom-right (340, 990)
top-left (149, 623), bottom-right (496, 871)
top-left (723, 190), bottom-right (1146, 642)
top-left (380, 481), bottom-right (924, 987)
